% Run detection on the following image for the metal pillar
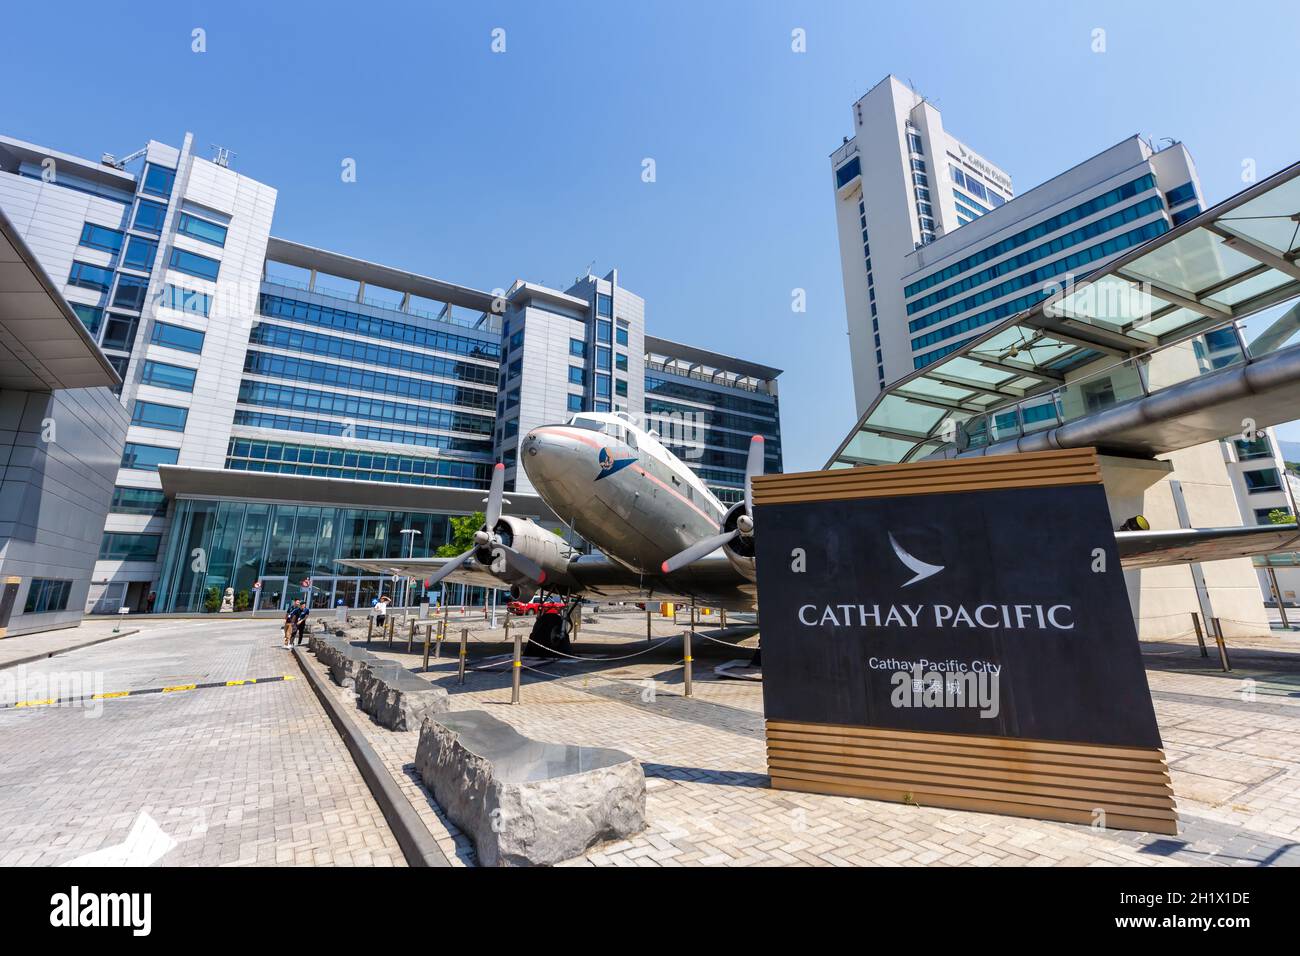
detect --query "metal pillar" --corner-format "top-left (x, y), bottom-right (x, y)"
top-left (1191, 612), bottom-right (1208, 658)
top-left (458, 628), bottom-right (468, 684)
top-left (1211, 617), bottom-right (1232, 672)
top-left (1267, 566), bottom-right (1291, 630)
top-left (684, 603), bottom-right (695, 697)
top-left (511, 631), bottom-right (522, 704)
top-left (422, 624), bottom-right (432, 671)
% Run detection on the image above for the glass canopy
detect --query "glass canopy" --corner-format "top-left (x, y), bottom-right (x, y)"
top-left (827, 160), bottom-right (1300, 468)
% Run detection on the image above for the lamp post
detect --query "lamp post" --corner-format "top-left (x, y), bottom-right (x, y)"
top-left (398, 528), bottom-right (421, 610)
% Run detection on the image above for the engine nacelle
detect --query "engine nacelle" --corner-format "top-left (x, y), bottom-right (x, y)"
top-left (480, 516), bottom-right (579, 590)
top-left (719, 502), bottom-right (757, 583)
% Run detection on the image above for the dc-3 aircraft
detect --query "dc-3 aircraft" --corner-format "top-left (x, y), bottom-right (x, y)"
top-left (339, 410), bottom-right (1300, 652)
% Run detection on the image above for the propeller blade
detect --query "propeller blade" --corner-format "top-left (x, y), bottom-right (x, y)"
top-left (425, 548), bottom-right (475, 586)
top-left (744, 435), bottom-right (765, 516)
top-left (484, 462), bottom-right (506, 528)
top-left (660, 529), bottom-right (739, 575)
top-left (493, 543), bottom-right (547, 584)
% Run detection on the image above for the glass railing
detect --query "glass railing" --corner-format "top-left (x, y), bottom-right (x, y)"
top-left (262, 276), bottom-right (502, 333)
top-left (644, 359), bottom-right (768, 393)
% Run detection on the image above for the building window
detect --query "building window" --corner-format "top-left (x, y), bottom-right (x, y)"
top-left (910, 159), bottom-right (927, 174)
top-left (509, 329), bottom-right (524, 350)
top-left (133, 199), bottom-right (167, 234)
top-left (596, 347), bottom-right (611, 370)
top-left (569, 338), bottom-right (586, 358)
top-left (834, 156), bottom-right (861, 188)
top-left (72, 304), bottom-right (104, 336)
top-left (1244, 468), bottom-right (1283, 493)
top-left (99, 531), bottom-right (162, 561)
top-left (615, 352), bottom-right (628, 372)
top-left (567, 394), bottom-right (583, 412)
top-left (111, 486), bottom-right (169, 516)
top-left (140, 360), bottom-right (197, 392)
top-left (23, 579), bottom-right (72, 614)
top-left (112, 274), bottom-right (150, 311)
top-left (596, 293), bottom-right (612, 318)
top-left (1165, 181), bottom-right (1197, 208)
top-left (596, 322), bottom-right (611, 344)
top-left (176, 212), bottom-right (228, 247)
top-left (568, 366), bottom-right (586, 386)
top-left (131, 400), bottom-right (189, 432)
top-left (614, 378), bottom-right (628, 397)
top-left (141, 164), bottom-right (175, 198)
top-left (122, 236), bottom-right (158, 272)
top-left (1234, 435), bottom-right (1273, 461)
top-left (79, 223), bottom-right (124, 253)
top-left (101, 314), bottom-right (139, 351)
top-left (120, 442), bottom-right (180, 472)
top-left (163, 284), bottom-right (212, 317)
top-left (907, 133), bottom-right (924, 155)
top-left (68, 261), bottom-right (115, 292)
top-left (169, 248), bottom-right (220, 281)
top-left (616, 323), bottom-right (629, 346)
top-left (594, 373), bottom-right (610, 397)
top-left (1254, 507), bottom-right (1293, 525)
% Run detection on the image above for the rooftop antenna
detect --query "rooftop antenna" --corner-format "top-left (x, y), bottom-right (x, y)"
top-left (210, 144), bottom-right (236, 168)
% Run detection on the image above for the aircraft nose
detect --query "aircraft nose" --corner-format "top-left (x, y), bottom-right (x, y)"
top-left (521, 427), bottom-right (581, 494)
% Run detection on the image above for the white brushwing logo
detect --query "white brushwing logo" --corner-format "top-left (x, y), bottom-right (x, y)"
top-left (888, 532), bottom-right (945, 587)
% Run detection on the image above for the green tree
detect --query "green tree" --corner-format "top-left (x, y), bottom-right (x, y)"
top-left (1268, 508), bottom-right (1295, 525)
top-left (437, 512), bottom-right (484, 556)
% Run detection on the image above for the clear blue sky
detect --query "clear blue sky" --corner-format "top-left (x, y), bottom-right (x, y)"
top-left (4, 0), bottom-right (1299, 468)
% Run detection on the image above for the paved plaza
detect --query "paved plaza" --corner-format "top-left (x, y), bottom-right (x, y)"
top-left (3, 608), bottom-right (1299, 866)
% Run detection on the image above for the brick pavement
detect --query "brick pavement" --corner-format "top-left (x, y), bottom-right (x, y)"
top-left (0, 619), bottom-right (405, 866)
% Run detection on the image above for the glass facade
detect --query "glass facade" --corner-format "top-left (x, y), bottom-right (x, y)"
top-left (155, 498), bottom-right (476, 612)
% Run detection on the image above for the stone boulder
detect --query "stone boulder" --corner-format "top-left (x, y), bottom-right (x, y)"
top-left (414, 710), bottom-right (644, 867)
top-left (355, 660), bottom-right (450, 731)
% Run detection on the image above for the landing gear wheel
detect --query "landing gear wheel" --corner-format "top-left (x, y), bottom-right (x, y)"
top-left (530, 612), bottom-right (564, 657)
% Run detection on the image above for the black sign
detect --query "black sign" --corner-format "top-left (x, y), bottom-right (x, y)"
top-left (755, 484), bottom-right (1163, 749)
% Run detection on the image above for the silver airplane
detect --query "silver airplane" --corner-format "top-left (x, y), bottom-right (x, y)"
top-left (340, 409), bottom-right (1300, 648)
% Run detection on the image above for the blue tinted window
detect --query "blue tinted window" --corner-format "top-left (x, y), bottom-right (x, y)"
top-left (101, 314), bottom-right (138, 351)
top-left (568, 366), bottom-right (585, 385)
top-left (141, 164), bottom-right (175, 198)
top-left (68, 261), bottom-right (114, 291)
top-left (596, 294), bottom-right (612, 317)
top-left (615, 378), bottom-right (628, 397)
top-left (169, 247), bottom-right (220, 280)
top-left (112, 274), bottom-right (150, 311)
top-left (163, 284), bottom-right (212, 316)
top-left (79, 223), bottom-right (123, 252)
top-left (615, 352), bottom-right (628, 371)
top-left (133, 199), bottom-right (166, 234)
top-left (141, 360), bottom-right (196, 391)
top-left (596, 322), bottom-right (611, 343)
top-left (177, 212), bottom-right (228, 247)
top-left (72, 304), bottom-right (103, 336)
top-left (23, 578), bottom-right (72, 613)
top-left (111, 486), bottom-right (168, 516)
top-left (596, 346), bottom-right (611, 370)
top-left (835, 157), bottom-right (861, 188)
top-left (594, 373), bottom-right (610, 397)
top-left (123, 236), bottom-right (158, 272)
top-left (569, 338), bottom-right (586, 357)
top-left (120, 442), bottom-right (180, 472)
top-left (616, 325), bottom-right (628, 346)
top-left (1171, 204), bottom-right (1201, 227)
top-left (150, 321), bottom-right (205, 354)
top-left (99, 531), bottom-right (162, 560)
top-left (567, 394), bottom-right (583, 412)
top-left (1165, 181), bottom-right (1197, 207)
top-left (131, 400), bottom-right (189, 431)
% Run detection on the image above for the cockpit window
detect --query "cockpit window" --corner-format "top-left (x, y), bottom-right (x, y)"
top-left (568, 416), bottom-right (605, 431)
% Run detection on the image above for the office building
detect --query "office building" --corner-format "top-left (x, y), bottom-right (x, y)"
top-left (0, 131), bottom-right (782, 616)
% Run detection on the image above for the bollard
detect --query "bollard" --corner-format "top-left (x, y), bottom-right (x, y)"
top-left (646, 610), bottom-right (652, 644)
top-left (683, 627), bottom-right (693, 698)
top-left (504, 613), bottom-right (511, 649)
top-left (434, 620), bottom-right (445, 661)
top-left (366, 616), bottom-right (374, 648)
top-left (721, 608), bottom-right (727, 631)
top-left (1268, 567), bottom-right (1291, 630)
top-left (442, 601), bottom-right (450, 638)
top-left (458, 627), bottom-right (468, 684)
top-left (1191, 612), bottom-right (1208, 658)
top-left (407, 618), bottom-right (416, 653)
top-left (387, 614), bottom-right (395, 645)
top-left (511, 631), bottom-right (522, 704)
top-left (422, 623), bottom-right (432, 671)
top-left (1211, 618), bottom-right (1232, 672)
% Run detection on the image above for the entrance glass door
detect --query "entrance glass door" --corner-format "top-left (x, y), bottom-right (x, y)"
top-left (255, 577), bottom-right (288, 611)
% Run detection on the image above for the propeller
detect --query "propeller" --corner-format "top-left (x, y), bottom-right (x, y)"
top-left (661, 435), bottom-right (763, 574)
top-left (426, 463), bottom-right (547, 586)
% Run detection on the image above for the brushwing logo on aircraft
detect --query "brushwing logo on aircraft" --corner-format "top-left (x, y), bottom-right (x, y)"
top-left (888, 532), bottom-right (945, 587)
top-left (595, 446), bottom-right (636, 481)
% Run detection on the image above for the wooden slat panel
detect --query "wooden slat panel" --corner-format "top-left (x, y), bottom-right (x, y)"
top-left (766, 720), bottom-right (1162, 762)
top-left (766, 720), bottom-right (1178, 835)
top-left (769, 775), bottom-right (1179, 835)
top-left (752, 448), bottom-right (1102, 505)
top-left (765, 746), bottom-right (1173, 791)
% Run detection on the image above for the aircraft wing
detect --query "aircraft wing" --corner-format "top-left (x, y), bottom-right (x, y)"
top-left (335, 557), bottom-right (506, 591)
top-left (337, 552), bottom-right (758, 610)
top-left (1117, 523), bottom-right (1300, 570)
